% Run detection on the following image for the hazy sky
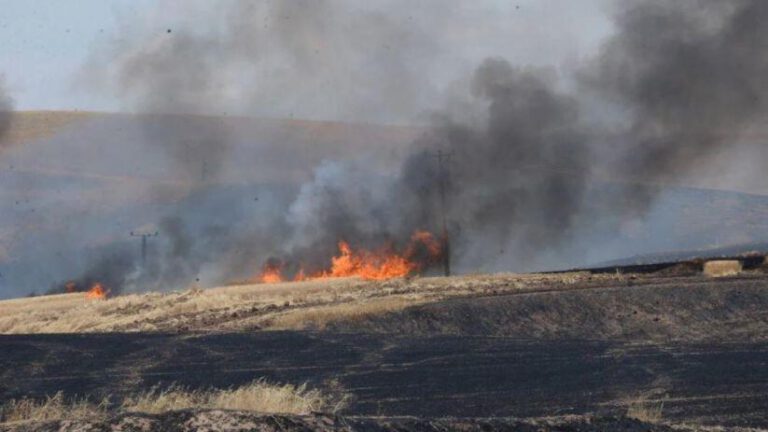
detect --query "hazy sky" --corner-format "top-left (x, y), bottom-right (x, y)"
top-left (0, 0), bottom-right (614, 119)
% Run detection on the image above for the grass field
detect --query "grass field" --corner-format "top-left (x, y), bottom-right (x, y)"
top-left (0, 272), bottom-right (601, 334)
top-left (3, 268), bottom-right (768, 344)
top-left (1, 111), bottom-right (95, 147)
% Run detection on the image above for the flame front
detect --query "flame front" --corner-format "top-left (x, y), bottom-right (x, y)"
top-left (85, 283), bottom-right (107, 300)
top-left (257, 230), bottom-right (443, 284)
top-left (259, 262), bottom-right (284, 283)
top-left (316, 240), bottom-right (416, 280)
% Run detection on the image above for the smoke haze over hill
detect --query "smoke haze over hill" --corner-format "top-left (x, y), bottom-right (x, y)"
top-left (2, 0), bottom-right (768, 297)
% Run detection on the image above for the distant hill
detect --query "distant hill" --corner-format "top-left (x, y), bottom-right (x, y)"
top-left (1, 111), bottom-right (421, 185)
top-left (1, 110), bottom-right (96, 147)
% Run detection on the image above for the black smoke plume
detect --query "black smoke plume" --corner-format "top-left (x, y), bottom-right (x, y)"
top-left (590, 0), bottom-right (768, 206)
top-left (280, 0), bottom-right (768, 272)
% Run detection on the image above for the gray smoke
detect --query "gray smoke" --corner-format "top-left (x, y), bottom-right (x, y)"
top-left (279, 59), bottom-right (592, 272)
top-left (62, 0), bottom-right (768, 293)
top-left (109, 34), bottom-right (231, 183)
top-left (70, 0), bottom-right (458, 290)
top-left (280, 0), bottom-right (768, 272)
top-left (93, 0), bottom-right (455, 125)
top-left (592, 0), bottom-right (768, 200)
top-left (0, 77), bottom-right (14, 152)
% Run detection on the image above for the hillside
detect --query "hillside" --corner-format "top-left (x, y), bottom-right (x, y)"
top-left (2, 267), bottom-right (768, 343)
top-left (0, 111), bottom-right (420, 184)
top-left (0, 111), bottom-right (96, 147)
top-left (3, 269), bottom-right (768, 428)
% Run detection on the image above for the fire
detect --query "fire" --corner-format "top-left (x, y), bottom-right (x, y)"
top-left (258, 261), bottom-right (284, 283)
top-left (257, 230), bottom-right (442, 284)
top-left (317, 240), bottom-right (416, 280)
top-left (407, 230), bottom-right (442, 257)
top-left (85, 283), bottom-right (107, 300)
top-left (293, 267), bottom-right (307, 282)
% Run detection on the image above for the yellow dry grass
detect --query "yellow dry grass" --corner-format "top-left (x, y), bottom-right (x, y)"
top-left (703, 260), bottom-right (742, 278)
top-left (0, 380), bottom-right (343, 425)
top-left (122, 379), bottom-right (346, 415)
top-left (268, 296), bottom-right (428, 331)
top-left (0, 392), bottom-right (109, 425)
top-left (626, 399), bottom-right (664, 423)
top-left (1, 111), bottom-right (95, 147)
top-left (0, 272), bottom-right (611, 334)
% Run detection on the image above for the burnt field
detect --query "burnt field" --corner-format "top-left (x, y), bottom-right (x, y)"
top-left (1, 332), bottom-right (768, 428)
top-left (2, 269), bottom-right (768, 429)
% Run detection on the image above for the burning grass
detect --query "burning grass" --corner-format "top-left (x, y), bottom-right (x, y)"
top-left (0, 380), bottom-right (346, 425)
top-left (255, 230), bottom-right (444, 283)
top-left (85, 283), bottom-right (108, 299)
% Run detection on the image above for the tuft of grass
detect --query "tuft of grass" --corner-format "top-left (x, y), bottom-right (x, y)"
top-left (626, 399), bottom-right (664, 423)
top-left (703, 260), bottom-right (742, 278)
top-left (121, 379), bottom-right (347, 415)
top-left (1, 380), bottom-right (347, 425)
top-left (0, 392), bottom-right (109, 424)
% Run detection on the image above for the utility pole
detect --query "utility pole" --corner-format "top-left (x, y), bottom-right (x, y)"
top-left (130, 231), bottom-right (159, 266)
top-left (432, 149), bottom-right (453, 277)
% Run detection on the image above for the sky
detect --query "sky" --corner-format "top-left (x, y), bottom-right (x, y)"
top-left (0, 0), bottom-right (614, 118)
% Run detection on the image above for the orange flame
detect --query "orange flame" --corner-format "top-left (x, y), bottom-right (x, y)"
top-left (258, 261), bottom-right (284, 283)
top-left (254, 230), bottom-right (443, 285)
top-left (85, 283), bottom-right (107, 300)
top-left (407, 230), bottom-right (442, 257)
top-left (293, 267), bottom-right (307, 282)
top-left (315, 240), bottom-right (416, 280)
top-left (309, 230), bottom-right (443, 281)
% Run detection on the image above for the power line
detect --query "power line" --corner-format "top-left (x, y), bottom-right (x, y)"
top-left (130, 231), bottom-right (159, 266)
top-left (431, 149), bottom-right (453, 277)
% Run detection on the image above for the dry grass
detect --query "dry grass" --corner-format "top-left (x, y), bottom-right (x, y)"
top-left (122, 379), bottom-right (344, 415)
top-left (1, 111), bottom-right (95, 147)
top-left (0, 272), bottom-right (616, 334)
top-left (703, 260), bottom-right (742, 278)
top-left (0, 392), bottom-right (109, 424)
top-left (626, 399), bottom-right (664, 423)
top-left (268, 296), bottom-right (428, 330)
top-left (1, 380), bottom-right (346, 425)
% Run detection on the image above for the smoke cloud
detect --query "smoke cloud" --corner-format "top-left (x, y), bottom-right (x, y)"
top-left (0, 77), bottom-right (14, 152)
top-left (590, 0), bottom-right (768, 204)
top-left (56, 0), bottom-right (768, 294)
top-left (280, 0), bottom-right (768, 272)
